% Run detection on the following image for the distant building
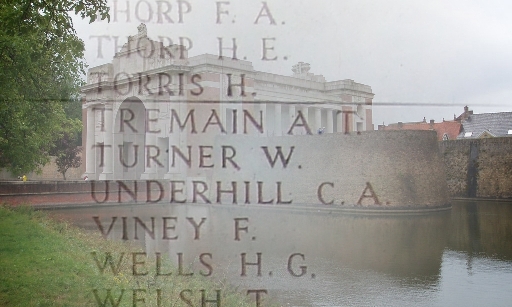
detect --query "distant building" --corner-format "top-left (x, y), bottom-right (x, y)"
top-left (456, 107), bottom-right (512, 139)
top-left (454, 105), bottom-right (473, 122)
top-left (378, 105), bottom-right (512, 140)
top-left (377, 118), bottom-right (461, 141)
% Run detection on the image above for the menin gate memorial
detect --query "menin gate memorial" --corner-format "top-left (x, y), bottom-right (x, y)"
top-left (82, 25), bottom-right (448, 208)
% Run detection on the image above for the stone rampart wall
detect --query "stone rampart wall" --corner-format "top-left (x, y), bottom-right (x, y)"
top-left (1, 131), bottom-right (450, 207)
top-left (209, 130), bottom-right (448, 207)
top-left (439, 138), bottom-right (512, 198)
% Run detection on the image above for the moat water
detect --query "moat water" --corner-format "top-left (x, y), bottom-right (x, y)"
top-left (47, 200), bottom-right (512, 307)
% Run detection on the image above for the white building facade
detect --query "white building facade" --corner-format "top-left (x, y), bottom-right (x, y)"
top-left (82, 24), bottom-right (375, 180)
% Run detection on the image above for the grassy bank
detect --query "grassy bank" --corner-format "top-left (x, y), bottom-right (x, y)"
top-left (0, 205), bottom-right (268, 306)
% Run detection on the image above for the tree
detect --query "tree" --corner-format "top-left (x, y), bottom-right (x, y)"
top-left (0, 0), bottom-right (109, 175)
top-left (50, 113), bottom-right (82, 180)
top-left (51, 121), bottom-right (82, 180)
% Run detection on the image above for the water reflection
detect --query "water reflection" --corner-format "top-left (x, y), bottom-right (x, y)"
top-left (47, 201), bottom-right (512, 306)
top-left (449, 201), bottom-right (512, 261)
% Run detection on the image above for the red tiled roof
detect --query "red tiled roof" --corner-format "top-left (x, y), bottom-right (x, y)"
top-left (434, 121), bottom-right (462, 140)
top-left (380, 121), bottom-right (461, 140)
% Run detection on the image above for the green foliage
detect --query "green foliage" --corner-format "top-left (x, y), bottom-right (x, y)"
top-left (50, 119), bottom-right (83, 180)
top-left (0, 0), bottom-right (109, 175)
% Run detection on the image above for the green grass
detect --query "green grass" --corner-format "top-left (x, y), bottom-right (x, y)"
top-left (0, 205), bottom-right (275, 306)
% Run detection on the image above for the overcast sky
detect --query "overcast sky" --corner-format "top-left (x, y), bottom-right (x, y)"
top-left (73, 0), bottom-right (512, 127)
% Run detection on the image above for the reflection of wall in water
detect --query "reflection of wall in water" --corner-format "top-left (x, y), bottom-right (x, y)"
top-left (48, 203), bottom-right (454, 307)
top-left (448, 202), bottom-right (512, 261)
top-left (83, 204), bottom-right (450, 281)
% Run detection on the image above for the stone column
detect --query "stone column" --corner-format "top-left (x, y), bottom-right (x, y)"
top-left (301, 106), bottom-right (309, 119)
top-left (165, 101), bottom-right (187, 180)
top-left (274, 103), bottom-right (282, 136)
top-left (315, 107), bottom-right (322, 133)
top-left (260, 103), bottom-right (267, 137)
top-left (164, 139), bottom-right (172, 180)
top-left (142, 104), bottom-right (162, 180)
top-left (336, 111), bottom-right (344, 133)
top-left (99, 105), bottom-right (114, 180)
top-left (140, 133), bottom-right (159, 180)
top-left (327, 109), bottom-right (334, 133)
top-left (301, 106), bottom-right (309, 136)
top-left (85, 106), bottom-right (96, 177)
top-left (287, 105), bottom-right (296, 134)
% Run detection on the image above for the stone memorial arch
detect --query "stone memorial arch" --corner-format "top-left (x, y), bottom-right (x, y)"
top-left (113, 97), bottom-right (147, 180)
top-left (82, 24), bottom-right (375, 181)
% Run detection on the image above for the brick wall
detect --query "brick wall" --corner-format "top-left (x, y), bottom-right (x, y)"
top-left (439, 138), bottom-right (512, 198)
